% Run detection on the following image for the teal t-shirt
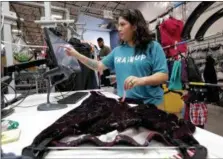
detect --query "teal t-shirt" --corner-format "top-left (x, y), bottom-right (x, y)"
top-left (102, 41), bottom-right (168, 105)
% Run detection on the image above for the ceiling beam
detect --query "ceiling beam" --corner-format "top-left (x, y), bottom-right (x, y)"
top-left (101, 2), bottom-right (109, 9)
top-left (84, 2), bottom-right (92, 14)
top-left (113, 2), bottom-right (121, 11)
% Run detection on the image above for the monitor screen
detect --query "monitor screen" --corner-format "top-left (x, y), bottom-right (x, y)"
top-left (44, 28), bottom-right (81, 72)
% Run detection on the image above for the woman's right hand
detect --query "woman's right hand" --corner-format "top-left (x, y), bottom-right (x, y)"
top-left (64, 46), bottom-right (78, 57)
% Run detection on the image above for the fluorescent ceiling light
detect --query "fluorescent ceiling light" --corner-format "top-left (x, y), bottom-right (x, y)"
top-left (51, 14), bottom-right (62, 19)
top-left (12, 29), bottom-right (22, 33)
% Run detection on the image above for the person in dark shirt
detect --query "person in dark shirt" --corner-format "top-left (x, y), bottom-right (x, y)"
top-left (97, 37), bottom-right (111, 58)
top-left (97, 37), bottom-right (112, 86)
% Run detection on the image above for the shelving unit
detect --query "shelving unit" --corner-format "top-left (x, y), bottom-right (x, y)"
top-left (14, 68), bottom-right (48, 94)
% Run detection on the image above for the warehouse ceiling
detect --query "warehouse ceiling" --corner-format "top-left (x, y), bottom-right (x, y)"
top-left (9, 1), bottom-right (134, 48)
top-left (8, 1), bottom-right (223, 50)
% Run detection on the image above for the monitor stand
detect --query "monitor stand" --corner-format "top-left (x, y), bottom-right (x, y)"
top-left (37, 66), bottom-right (71, 111)
top-left (37, 76), bottom-right (67, 111)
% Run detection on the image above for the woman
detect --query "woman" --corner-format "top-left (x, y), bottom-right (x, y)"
top-left (65, 9), bottom-right (168, 108)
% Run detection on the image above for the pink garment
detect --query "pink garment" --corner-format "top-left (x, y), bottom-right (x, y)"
top-left (159, 17), bottom-right (187, 58)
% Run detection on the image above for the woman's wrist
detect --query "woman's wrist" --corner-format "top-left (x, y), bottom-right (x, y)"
top-left (137, 77), bottom-right (147, 86)
top-left (71, 49), bottom-right (78, 57)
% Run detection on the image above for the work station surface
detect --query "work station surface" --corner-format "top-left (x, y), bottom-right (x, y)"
top-left (2, 90), bottom-right (223, 158)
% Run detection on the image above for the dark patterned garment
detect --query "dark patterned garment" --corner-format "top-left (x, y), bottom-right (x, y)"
top-left (22, 91), bottom-right (207, 159)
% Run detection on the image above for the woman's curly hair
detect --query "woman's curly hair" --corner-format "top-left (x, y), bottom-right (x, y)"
top-left (119, 9), bottom-right (153, 55)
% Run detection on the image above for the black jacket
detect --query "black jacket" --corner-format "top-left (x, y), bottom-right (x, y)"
top-left (53, 38), bottom-right (98, 91)
top-left (203, 55), bottom-right (219, 103)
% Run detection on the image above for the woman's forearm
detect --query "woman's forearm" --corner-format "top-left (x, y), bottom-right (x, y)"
top-left (139, 73), bottom-right (168, 86)
top-left (70, 49), bottom-right (105, 73)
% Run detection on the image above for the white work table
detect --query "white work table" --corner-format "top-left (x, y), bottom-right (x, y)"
top-left (2, 90), bottom-right (223, 158)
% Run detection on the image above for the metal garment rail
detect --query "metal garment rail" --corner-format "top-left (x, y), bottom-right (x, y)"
top-left (149, 2), bottom-right (186, 24)
top-left (47, 146), bottom-right (195, 150)
top-left (188, 82), bottom-right (223, 87)
top-left (189, 38), bottom-right (223, 48)
top-left (166, 81), bottom-right (223, 87)
top-left (163, 39), bottom-right (194, 49)
top-left (162, 31), bottom-right (223, 50)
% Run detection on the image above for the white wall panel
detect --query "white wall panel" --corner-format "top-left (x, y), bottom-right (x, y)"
top-left (127, 2), bottom-right (223, 38)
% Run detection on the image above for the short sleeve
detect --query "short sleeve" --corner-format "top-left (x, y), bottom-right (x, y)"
top-left (102, 49), bottom-right (115, 70)
top-left (107, 46), bottom-right (112, 53)
top-left (152, 42), bottom-right (168, 74)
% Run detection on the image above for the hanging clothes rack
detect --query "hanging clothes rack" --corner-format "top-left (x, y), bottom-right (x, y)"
top-left (162, 31), bottom-right (223, 50)
top-left (166, 81), bottom-right (223, 87)
top-left (187, 31), bottom-right (223, 46)
top-left (188, 82), bottom-right (223, 87)
top-left (149, 2), bottom-right (186, 24)
top-left (166, 81), bottom-right (223, 88)
top-left (189, 38), bottom-right (223, 48)
top-left (163, 39), bottom-right (194, 49)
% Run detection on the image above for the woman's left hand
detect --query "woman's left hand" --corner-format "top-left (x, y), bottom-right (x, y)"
top-left (124, 76), bottom-right (142, 90)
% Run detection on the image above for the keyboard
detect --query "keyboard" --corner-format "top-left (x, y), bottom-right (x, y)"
top-left (57, 92), bottom-right (89, 104)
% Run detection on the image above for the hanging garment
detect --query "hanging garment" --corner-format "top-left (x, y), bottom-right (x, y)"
top-left (22, 91), bottom-right (207, 159)
top-left (167, 60), bottom-right (174, 80)
top-left (159, 17), bottom-right (187, 58)
top-left (163, 84), bottom-right (184, 115)
top-left (156, 23), bottom-right (161, 43)
top-left (203, 56), bottom-right (220, 103)
top-left (189, 102), bottom-right (208, 126)
top-left (168, 61), bottom-right (183, 90)
top-left (181, 58), bottom-right (188, 83)
top-left (183, 93), bottom-right (191, 121)
top-left (54, 38), bottom-right (98, 91)
top-left (187, 57), bottom-right (202, 82)
top-left (100, 69), bottom-right (111, 87)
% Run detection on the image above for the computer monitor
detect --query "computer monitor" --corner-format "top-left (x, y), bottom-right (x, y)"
top-left (44, 28), bottom-right (81, 73)
top-left (37, 28), bottom-right (82, 111)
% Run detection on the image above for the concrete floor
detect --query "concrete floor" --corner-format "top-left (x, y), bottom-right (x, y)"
top-left (101, 86), bottom-right (223, 137)
top-left (206, 104), bottom-right (223, 137)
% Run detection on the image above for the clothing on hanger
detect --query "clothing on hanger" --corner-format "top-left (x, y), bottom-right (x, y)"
top-left (203, 55), bottom-right (220, 103)
top-left (189, 102), bottom-right (208, 127)
top-left (168, 61), bottom-right (183, 90)
top-left (186, 56), bottom-right (202, 82)
top-left (53, 38), bottom-right (98, 91)
top-left (159, 17), bottom-right (187, 58)
top-left (163, 84), bottom-right (184, 115)
top-left (183, 87), bottom-right (208, 129)
top-left (181, 58), bottom-right (188, 83)
top-left (167, 60), bottom-right (174, 79)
